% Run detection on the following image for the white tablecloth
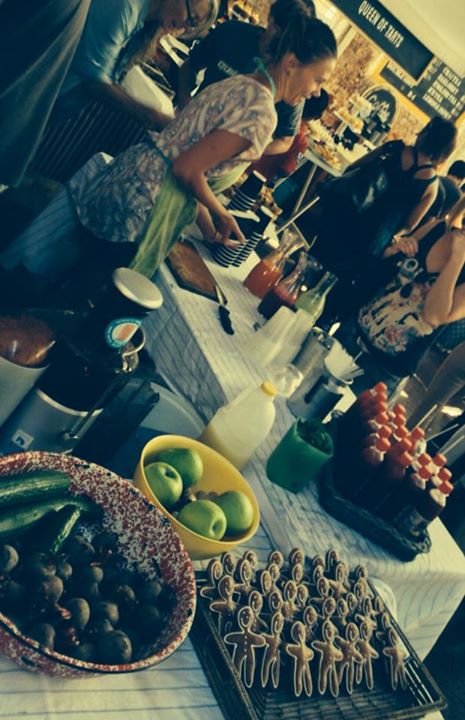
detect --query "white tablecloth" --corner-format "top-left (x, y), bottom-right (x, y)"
top-left (0, 165), bottom-right (455, 718)
top-left (143, 244), bottom-right (465, 665)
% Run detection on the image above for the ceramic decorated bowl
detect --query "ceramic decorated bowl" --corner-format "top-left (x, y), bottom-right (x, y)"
top-left (0, 452), bottom-right (196, 677)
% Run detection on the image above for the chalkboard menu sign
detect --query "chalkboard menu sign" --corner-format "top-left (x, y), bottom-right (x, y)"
top-left (330, 0), bottom-right (433, 80)
top-left (381, 59), bottom-right (465, 122)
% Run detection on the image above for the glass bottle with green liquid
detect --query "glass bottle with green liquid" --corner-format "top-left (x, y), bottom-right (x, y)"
top-left (295, 271), bottom-right (337, 325)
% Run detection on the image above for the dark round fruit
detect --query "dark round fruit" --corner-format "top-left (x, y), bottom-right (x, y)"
top-left (35, 576), bottom-right (64, 605)
top-left (79, 566), bottom-right (104, 585)
top-left (110, 585), bottom-right (137, 618)
top-left (24, 552), bottom-right (56, 581)
top-left (137, 579), bottom-right (163, 605)
top-left (65, 536), bottom-right (95, 567)
top-left (136, 604), bottom-right (162, 638)
top-left (28, 622), bottom-right (56, 650)
top-left (97, 630), bottom-right (132, 664)
top-left (0, 545), bottom-right (19, 574)
top-left (73, 642), bottom-right (96, 663)
top-left (92, 601), bottom-right (119, 626)
top-left (56, 624), bottom-right (80, 651)
top-left (79, 582), bottom-right (101, 603)
top-left (64, 598), bottom-right (90, 631)
top-left (86, 618), bottom-right (114, 637)
top-left (55, 560), bottom-right (73, 583)
top-left (2, 580), bottom-right (26, 609)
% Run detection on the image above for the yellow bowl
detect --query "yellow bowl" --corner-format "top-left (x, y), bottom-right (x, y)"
top-left (133, 435), bottom-right (260, 560)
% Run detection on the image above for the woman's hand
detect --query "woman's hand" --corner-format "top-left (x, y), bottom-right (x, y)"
top-left (396, 236), bottom-right (419, 258)
top-left (384, 235), bottom-right (419, 258)
top-left (214, 211), bottom-right (246, 247)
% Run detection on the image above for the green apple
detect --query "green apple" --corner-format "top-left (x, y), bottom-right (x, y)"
top-left (145, 462), bottom-right (183, 510)
top-left (155, 448), bottom-right (203, 489)
top-left (178, 500), bottom-right (227, 540)
top-left (213, 491), bottom-right (254, 536)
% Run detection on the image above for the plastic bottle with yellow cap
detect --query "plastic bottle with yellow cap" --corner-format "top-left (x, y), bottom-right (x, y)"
top-left (199, 381), bottom-right (278, 470)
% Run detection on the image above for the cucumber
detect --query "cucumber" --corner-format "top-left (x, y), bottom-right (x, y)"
top-left (0, 471), bottom-right (71, 509)
top-left (0, 496), bottom-right (101, 540)
top-left (23, 505), bottom-right (82, 554)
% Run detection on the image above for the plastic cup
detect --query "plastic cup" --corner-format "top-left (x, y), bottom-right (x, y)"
top-left (246, 307), bottom-right (296, 367)
top-left (266, 419), bottom-right (333, 493)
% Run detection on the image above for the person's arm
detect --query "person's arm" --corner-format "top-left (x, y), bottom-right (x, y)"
top-left (263, 136), bottom-right (295, 155)
top-left (396, 184), bottom-right (438, 238)
top-left (384, 217), bottom-right (439, 258)
top-left (423, 231), bottom-right (465, 326)
top-left (172, 129), bottom-right (250, 245)
top-left (86, 80), bottom-right (172, 128)
top-left (263, 102), bottom-right (303, 156)
top-left (73, 0), bottom-right (171, 128)
top-left (195, 203), bottom-right (217, 242)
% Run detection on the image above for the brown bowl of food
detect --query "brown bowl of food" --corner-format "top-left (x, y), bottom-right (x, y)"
top-left (0, 452), bottom-right (196, 677)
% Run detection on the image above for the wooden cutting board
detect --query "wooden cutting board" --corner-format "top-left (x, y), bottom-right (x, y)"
top-left (166, 240), bottom-right (217, 301)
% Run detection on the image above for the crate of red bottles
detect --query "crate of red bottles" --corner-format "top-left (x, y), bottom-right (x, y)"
top-left (318, 384), bottom-right (454, 562)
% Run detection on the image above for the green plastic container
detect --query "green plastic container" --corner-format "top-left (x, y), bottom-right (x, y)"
top-left (266, 419), bottom-right (333, 493)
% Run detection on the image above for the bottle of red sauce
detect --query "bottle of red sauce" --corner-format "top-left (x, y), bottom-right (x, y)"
top-left (395, 487), bottom-right (449, 536)
top-left (347, 436), bottom-right (391, 499)
top-left (362, 449), bottom-right (413, 512)
top-left (380, 464), bottom-right (431, 521)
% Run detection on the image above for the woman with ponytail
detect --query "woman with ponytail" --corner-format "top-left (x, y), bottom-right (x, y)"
top-left (67, 15), bottom-right (337, 277)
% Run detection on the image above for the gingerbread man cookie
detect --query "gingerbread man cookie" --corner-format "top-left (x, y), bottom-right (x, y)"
top-left (288, 548), bottom-right (305, 567)
top-left (310, 577), bottom-right (333, 611)
top-left (199, 558), bottom-right (223, 600)
top-left (242, 550), bottom-right (258, 571)
top-left (335, 598), bottom-right (349, 631)
top-left (267, 562), bottom-right (281, 589)
top-left (235, 558), bottom-right (254, 597)
top-left (282, 580), bottom-right (298, 620)
top-left (382, 629), bottom-right (408, 690)
top-left (355, 596), bottom-right (377, 635)
top-left (248, 590), bottom-right (268, 632)
top-left (325, 548), bottom-right (340, 576)
top-left (375, 611), bottom-right (393, 649)
top-left (311, 554), bottom-right (325, 570)
top-left (296, 583), bottom-right (309, 609)
top-left (261, 611), bottom-right (284, 689)
top-left (345, 592), bottom-right (358, 618)
top-left (224, 606), bottom-right (266, 688)
top-left (290, 563), bottom-right (305, 586)
top-left (335, 622), bottom-right (364, 694)
top-left (267, 550), bottom-right (284, 570)
top-left (209, 575), bottom-right (238, 634)
top-left (355, 621), bottom-right (379, 690)
top-left (266, 589), bottom-right (284, 616)
top-left (255, 569), bottom-right (273, 598)
top-left (221, 552), bottom-right (236, 577)
top-left (312, 620), bottom-right (343, 697)
top-left (284, 621), bottom-right (314, 697)
top-left (329, 561), bottom-right (350, 599)
top-left (302, 605), bottom-right (319, 643)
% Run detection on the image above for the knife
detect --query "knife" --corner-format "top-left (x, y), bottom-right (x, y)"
top-left (215, 285), bottom-right (234, 335)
